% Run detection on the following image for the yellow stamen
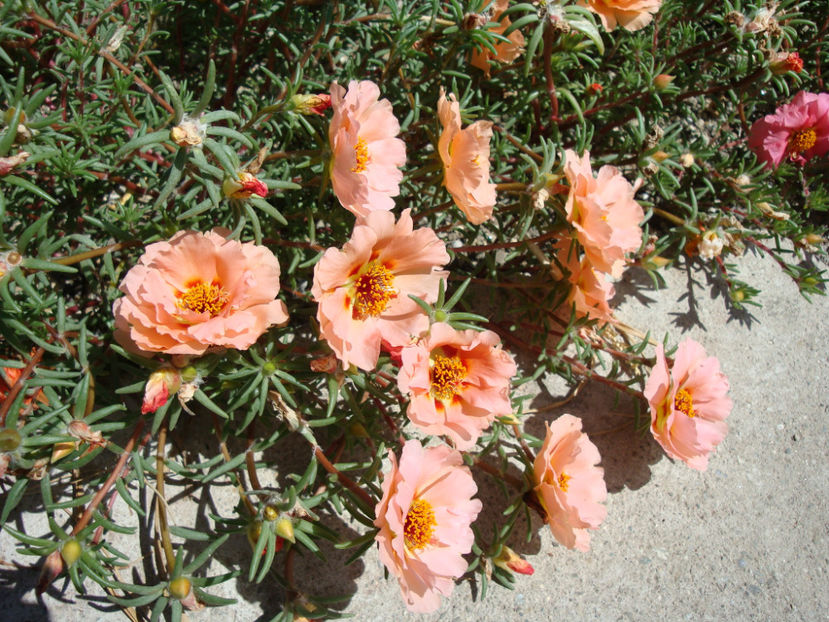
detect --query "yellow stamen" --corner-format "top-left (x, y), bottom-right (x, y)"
top-left (430, 354), bottom-right (467, 401)
top-left (351, 137), bottom-right (370, 173)
top-left (177, 280), bottom-right (229, 316)
top-left (351, 263), bottom-right (397, 320)
top-left (557, 472), bottom-right (571, 492)
top-left (789, 128), bottom-right (817, 154)
top-left (674, 388), bottom-right (696, 418)
top-left (404, 498), bottom-right (436, 551)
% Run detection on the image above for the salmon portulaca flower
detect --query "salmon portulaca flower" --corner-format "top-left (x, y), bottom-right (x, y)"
top-left (470, 0), bottom-right (525, 76)
top-left (113, 230), bottom-right (289, 355)
top-left (553, 241), bottom-right (615, 323)
top-left (311, 209), bottom-right (449, 372)
top-left (374, 440), bottom-right (482, 613)
top-left (579, 0), bottom-right (662, 31)
top-left (397, 322), bottom-right (516, 449)
top-left (748, 91), bottom-right (829, 169)
top-left (328, 80), bottom-right (406, 218)
top-left (437, 90), bottom-right (497, 224)
top-left (533, 414), bottom-right (607, 552)
top-left (563, 149), bottom-right (644, 279)
top-left (644, 339), bottom-right (732, 471)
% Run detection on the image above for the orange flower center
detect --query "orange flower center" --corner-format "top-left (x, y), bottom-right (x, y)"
top-left (557, 472), bottom-right (571, 492)
top-left (404, 498), bottom-right (436, 551)
top-left (352, 263), bottom-right (397, 320)
top-left (351, 137), bottom-right (370, 173)
top-left (789, 128), bottom-right (817, 154)
top-left (430, 354), bottom-right (467, 401)
top-left (178, 280), bottom-right (229, 316)
top-left (674, 388), bottom-right (696, 418)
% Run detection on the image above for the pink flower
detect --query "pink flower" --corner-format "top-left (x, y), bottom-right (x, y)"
top-left (563, 149), bottom-right (644, 279)
top-left (553, 241), bottom-right (615, 323)
top-left (113, 229), bottom-right (289, 355)
top-left (748, 91), bottom-right (829, 169)
top-left (374, 440), bottom-right (482, 613)
top-left (141, 367), bottom-right (181, 414)
top-left (311, 209), bottom-right (449, 372)
top-left (644, 339), bottom-right (732, 471)
top-left (437, 90), bottom-right (497, 224)
top-left (397, 322), bottom-right (516, 450)
top-left (533, 414), bottom-right (607, 552)
top-left (470, 0), bottom-right (525, 76)
top-left (579, 0), bottom-right (662, 31)
top-left (328, 80), bottom-right (406, 218)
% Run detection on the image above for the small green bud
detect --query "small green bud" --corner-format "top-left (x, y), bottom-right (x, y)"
top-left (262, 361), bottom-right (277, 375)
top-left (434, 310), bottom-right (447, 323)
top-left (0, 428), bottom-right (21, 452)
top-left (61, 539), bottom-right (82, 567)
top-left (275, 517), bottom-right (295, 543)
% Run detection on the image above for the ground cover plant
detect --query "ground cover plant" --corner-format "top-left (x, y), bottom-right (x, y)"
top-left (0, 0), bottom-right (827, 619)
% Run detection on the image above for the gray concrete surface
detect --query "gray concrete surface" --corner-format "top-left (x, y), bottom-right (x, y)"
top-left (2, 247), bottom-right (828, 621)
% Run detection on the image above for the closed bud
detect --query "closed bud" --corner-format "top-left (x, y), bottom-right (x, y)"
top-left (770, 51), bottom-right (804, 75)
top-left (169, 576), bottom-right (192, 600)
top-left (247, 520), bottom-right (263, 548)
top-left (37, 550), bottom-right (65, 595)
top-left (679, 153), bottom-right (695, 168)
top-left (0, 151), bottom-right (30, 176)
top-left (263, 505), bottom-right (279, 521)
top-left (804, 233), bottom-right (823, 245)
top-left (651, 150), bottom-right (670, 162)
top-left (653, 74), bottom-right (674, 90)
top-left (68, 420), bottom-right (104, 445)
top-left (0, 428), bottom-right (21, 452)
top-left (142, 367), bottom-right (181, 415)
top-left (223, 171), bottom-right (268, 200)
top-left (275, 517), bottom-right (295, 543)
top-left (61, 539), bottom-right (82, 567)
top-left (493, 546), bottom-right (534, 575)
top-left (290, 93), bottom-right (332, 116)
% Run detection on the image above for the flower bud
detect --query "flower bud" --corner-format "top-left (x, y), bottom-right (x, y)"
top-left (679, 153), bottom-right (695, 168)
top-left (770, 51), bottom-right (804, 75)
top-left (37, 550), bottom-right (65, 595)
top-left (310, 353), bottom-right (338, 374)
top-left (142, 367), bottom-right (181, 415)
top-left (223, 171), bottom-right (268, 200)
top-left (247, 520), bottom-right (263, 548)
top-left (51, 441), bottom-right (77, 463)
top-left (0, 151), bottom-right (30, 176)
top-left (263, 505), bottom-right (279, 521)
top-left (653, 74), bottom-right (674, 90)
top-left (587, 82), bottom-right (603, 95)
top-left (290, 93), bottom-right (332, 116)
top-left (493, 546), bottom-right (534, 575)
top-left (0, 428), bottom-right (21, 452)
top-left (61, 539), bottom-right (82, 567)
top-left (275, 517), bottom-right (295, 543)
top-left (651, 150), bottom-right (670, 162)
top-left (169, 576), bottom-right (192, 600)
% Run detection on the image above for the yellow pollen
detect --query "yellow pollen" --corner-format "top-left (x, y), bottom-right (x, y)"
top-left (351, 263), bottom-right (397, 320)
top-left (404, 498), bottom-right (436, 551)
top-left (177, 280), bottom-right (229, 317)
top-left (351, 137), bottom-right (370, 173)
top-left (471, 154), bottom-right (480, 167)
top-left (557, 472), bottom-right (571, 492)
top-left (789, 128), bottom-right (817, 154)
top-left (430, 354), bottom-right (467, 401)
top-left (674, 388), bottom-right (696, 418)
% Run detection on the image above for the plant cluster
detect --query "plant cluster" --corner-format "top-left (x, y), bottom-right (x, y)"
top-left (0, 0), bottom-right (826, 620)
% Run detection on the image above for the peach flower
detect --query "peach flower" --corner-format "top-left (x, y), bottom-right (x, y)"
top-left (470, 0), bottom-right (525, 76)
top-left (563, 149), bottom-right (644, 279)
top-left (553, 240), bottom-right (615, 323)
top-left (374, 440), bottom-right (482, 613)
top-left (113, 230), bottom-right (289, 356)
top-left (397, 322), bottom-right (516, 449)
top-left (311, 209), bottom-right (449, 372)
top-left (748, 91), bottom-right (829, 169)
top-left (644, 339), bottom-right (732, 471)
top-left (533, 414), bottom-right (607, 552)
top-left (328, 80), bottom-right (406, 218)
top-left (437, 90), bottom-right (497, 224)
top-left (579, 0), bottom-right (662, 31)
